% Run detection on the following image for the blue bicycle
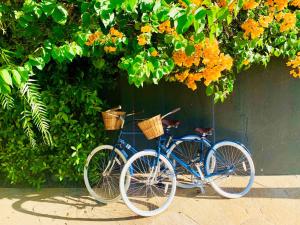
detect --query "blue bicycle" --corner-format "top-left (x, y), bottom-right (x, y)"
top-left (84, 107), bottom-right (202, 203)
top-left (119, 109), bottom-right (255, 217)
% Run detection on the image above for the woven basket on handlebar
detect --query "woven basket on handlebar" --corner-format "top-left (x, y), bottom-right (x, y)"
top-left (102, 110), bottom-right (126, 130)
top-left (138, 115), bottom-right (164, 140)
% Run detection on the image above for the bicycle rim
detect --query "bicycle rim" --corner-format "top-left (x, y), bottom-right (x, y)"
top-left (84, 145), bottom-right (126, 203)
top-left (205, 141), bottom-right (255, 198)
top-left (120, 150), bottom-right (176, 217)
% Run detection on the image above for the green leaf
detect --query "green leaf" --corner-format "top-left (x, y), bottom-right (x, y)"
top-left (175, 13), bottom-right (194, 34)
top-left (41, 0), bottom-right (56, 16)
top-left (11, 69), bottom-right (22, 87)
top-left (18, 67), bottom-right (29, 82)
top-left (194, 7), bottom-right (207, 20)
top-left (185, 44), bottom-right (195, 56)
top-left (123, 0), bottom-right (138, 12)
top-left (0, 83), bottom-right (11, 94)
top-left (205, 85), bottom-right (214, 96)
top-left (0, 69), bottom-right (12, 86)
top-left (52, 5), bottom-right (68, 25)
top-left (81, 12), bottom-right (91, 28)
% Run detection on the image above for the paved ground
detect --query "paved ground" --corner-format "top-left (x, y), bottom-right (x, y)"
top-left (0, 176), bottom-right (300, 225)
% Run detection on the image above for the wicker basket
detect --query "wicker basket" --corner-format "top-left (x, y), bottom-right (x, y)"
top-left (138, 115), bottom-right (164, 140)
top-left (102, 110), bottom-right (126, 130)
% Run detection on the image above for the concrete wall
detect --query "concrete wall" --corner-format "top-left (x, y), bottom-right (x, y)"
top-left (119, 58), bottom-right (300, 175)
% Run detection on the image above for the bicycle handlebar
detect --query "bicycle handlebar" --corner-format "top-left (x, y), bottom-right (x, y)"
top-left (106, 105), bottom-right (122, 112)
top-left (161, 107), bottom-right (181, 119)
top-left (126, 110), bottom-right (144, 117)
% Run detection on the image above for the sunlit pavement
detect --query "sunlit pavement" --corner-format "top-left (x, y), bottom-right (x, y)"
top-left (0, 175), bottom-right (299, 225)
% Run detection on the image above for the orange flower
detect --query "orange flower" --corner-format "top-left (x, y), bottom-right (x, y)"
top-left (243, 59), bottom-right (250, 65)
top-left (109, 27), bottom-right (123, 38)
top-left (290, 0), bottom-right (300, 7)
top-left (243, 0), bottom-right (259, 10)
top-left (266, 0), bottom-right (288, 11)
top-left (202, 38), bottom-right (220, 66)
top-left (137, 35), bottom-right (147, 46)
top-left (158, 20), bottom-right (173, 33)
top-left (241, 19), bottom-right (264, 39)
top-left (279, 13), bottom-right (296, 32)
top-left (141, 25), bottom-right (152, 33)
top-left (228, 0), bottom-right (237, 12)
top-left (104, 46), bottom-right (116, 53)
top-left (174, 38), bottom-right (232, 89)
top-left (172, 44), bottom-right (202, 68)
top-left (258, 15), bottom-right (273, 28)
top-left (175, 70), bottom-right (190, 82)
top-left (191, 0), bottom-right (203, 6)
top-left (287, 52), bottom-right (300, 78)
top-left (217, 0), bottom-right (227, 7)
top-left (151, 50), bottom-right (158, 57)
top-left (85, 31), bottom-right (102, 46)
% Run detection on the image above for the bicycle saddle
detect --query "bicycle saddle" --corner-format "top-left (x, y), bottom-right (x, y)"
top-left (162, 119), bottom-right (180, 128)
top-left (195, 127), bottom-right (213, 135)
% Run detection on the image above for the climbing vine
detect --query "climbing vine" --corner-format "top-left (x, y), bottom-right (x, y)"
top-left (0, 0), bottom-right (299, 129)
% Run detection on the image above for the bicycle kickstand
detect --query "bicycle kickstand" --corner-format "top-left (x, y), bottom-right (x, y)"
top-left (195, 163), bottom-right (206, 194)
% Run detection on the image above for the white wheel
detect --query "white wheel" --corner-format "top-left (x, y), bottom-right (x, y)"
top-left (119, 150), bottom-right (176, 217)
top-left (205, 141), bottom-right (255, 198)
top-left (167, 135), bottom-right (207, 189)
top-left (84, 145), bottom-right (127, 203)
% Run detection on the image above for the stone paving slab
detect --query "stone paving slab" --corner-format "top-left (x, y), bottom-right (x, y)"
top-left (0, 176), bottom-right (299, 225)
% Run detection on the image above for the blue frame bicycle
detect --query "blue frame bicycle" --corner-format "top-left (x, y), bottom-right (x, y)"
top-left (119, 109), bottom-right (255, 217)
top-left (84, 107), bottom-right (203, 203)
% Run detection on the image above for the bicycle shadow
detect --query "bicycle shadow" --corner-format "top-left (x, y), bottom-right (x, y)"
top-left (4, 184), bottom-right (300, 222)
top-left (7, 188), bottom-right (142, 222)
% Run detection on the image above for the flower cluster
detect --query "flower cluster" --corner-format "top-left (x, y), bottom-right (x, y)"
top-left (243, 0), bottom-right (259, 10)
top-left (174, 38), bottom-right (233, 90)
top-left (175, 70), bottom-right (204, 90)
top-left (158, 20), bottom-right (174, 33)
top-left (290, 0), bottom-right (300, 7)
top-left (276, 12), bottom-right (296, 32)
top-left (104, 46), bottom-right (116, 53)
top-left (137, 35), bottom-right (147, 46)
top-left (85, 31), bottom-right (102, 46)
top-left (172, 43), bottom-right (203, 67)
top-left (258, 15), bottom-right (274, 28)
top-left (141, 25), bottom-right (152, 33)
top-left (287, 52), bottom-right (300, 78)
top-left (151, 50), bottom-right (158, 57)
top-left (266, 0), bottom-right (288, 11)
top-left (241, 19), bottom-right (264, 39)
top-left (201, 38), bottom-right (233, 86)
top-left (109, 27), bottom-right (123, 38)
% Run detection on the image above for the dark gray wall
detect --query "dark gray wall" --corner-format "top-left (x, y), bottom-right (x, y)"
top-left (119, 58), bottom-right (300, 175)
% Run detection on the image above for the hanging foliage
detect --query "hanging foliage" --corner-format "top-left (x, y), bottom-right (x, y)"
top-left (0, 0), bottom-right (299, 108)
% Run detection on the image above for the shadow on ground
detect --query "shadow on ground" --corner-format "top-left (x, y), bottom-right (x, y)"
top-left (0, 184), bottom-right (299, 222)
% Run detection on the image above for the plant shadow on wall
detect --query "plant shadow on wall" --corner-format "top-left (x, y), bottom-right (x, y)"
top-left (0, 58), bottom-right (117, 188)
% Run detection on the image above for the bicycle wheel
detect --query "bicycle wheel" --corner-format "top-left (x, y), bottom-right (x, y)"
top-left (205, 141), bottom-right (255, 198)
top-left (119, 150), bottom-right (176, 217)
top-left (167, 135), bottom-right (205, 189)
top-left (84, 145), bottom-right (127, 203)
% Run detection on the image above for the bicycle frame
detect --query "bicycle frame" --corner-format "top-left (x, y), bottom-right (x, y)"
top-left (159, 135), bottom-right (232, 180)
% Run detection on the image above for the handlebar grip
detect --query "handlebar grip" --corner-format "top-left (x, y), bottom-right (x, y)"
top-left (106, 105), bottom-right (122, 112)
top-left (170, 107), bottom-right (181, 114)
top-left (161, 107), bottom-right (181, 119)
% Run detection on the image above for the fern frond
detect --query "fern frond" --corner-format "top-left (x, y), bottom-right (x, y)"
top-left (0, 93), bottom-right (14, 109)
top-left (20, 79), bottom-right (52, 145)
top-left (21, 110), bottom-right (36, 147)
